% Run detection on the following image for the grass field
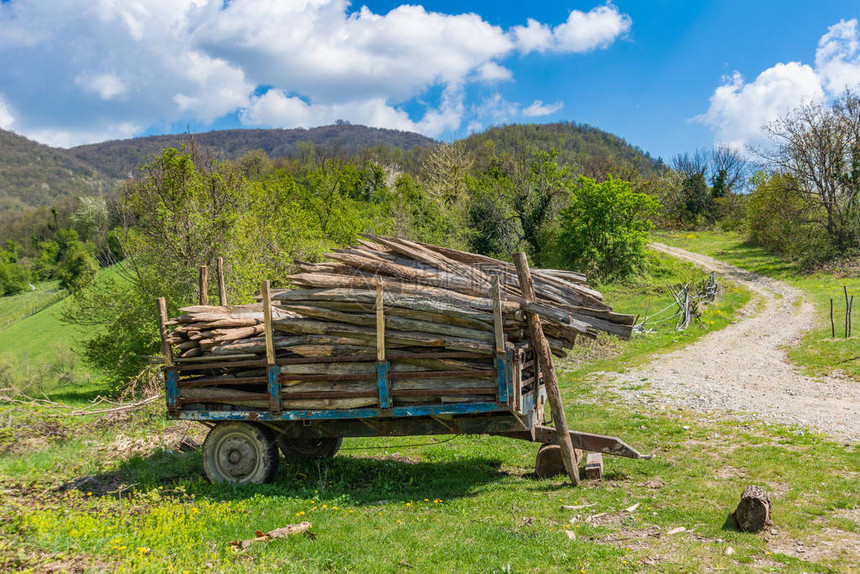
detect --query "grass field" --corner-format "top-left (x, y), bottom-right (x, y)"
top-left (0, 280), bottom-right (67, 331)
top-left (1, 245), bottom-right (857, 572)
top-left (654, 230), bottom-right (860, 381)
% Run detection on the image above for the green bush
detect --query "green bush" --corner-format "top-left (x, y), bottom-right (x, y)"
top-left (556, 176), bottom-right (660, 281)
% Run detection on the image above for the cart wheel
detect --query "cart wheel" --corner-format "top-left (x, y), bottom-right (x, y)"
top-left (202, 422), bottom-right (279, 484)
top-left (278, 435), bottom-right (342, 459)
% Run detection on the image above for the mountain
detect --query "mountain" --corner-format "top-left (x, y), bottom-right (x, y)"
top-left (459, 122), bottom-right (663, 179)
top-left (69, 124), bottom-right (437, 179)
top-left (0, 129), bottom-right (110, 212)
top-left (0, 122), bottom-right (659, 217)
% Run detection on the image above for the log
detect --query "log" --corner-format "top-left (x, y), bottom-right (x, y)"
top-left (280, 303), bottom-right (495, 343)
top-left (730, 486), bottom-right (773, 532)
top-left (514, 252), bottom-right (580, 486)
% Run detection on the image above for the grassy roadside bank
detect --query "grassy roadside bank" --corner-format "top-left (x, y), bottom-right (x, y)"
top-left (654, 230), bottom-right (860, 381)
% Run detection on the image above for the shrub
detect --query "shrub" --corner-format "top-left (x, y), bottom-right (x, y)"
top-left (556, 176), bottom-right (661, 281)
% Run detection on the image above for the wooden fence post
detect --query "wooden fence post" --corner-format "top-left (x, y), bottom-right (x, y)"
top-left (513, 252), bottom-right (580, 486)
top-left (199, 265), bottom-right (208, 306)
top-left (217, 257), bottom-right (227, 306)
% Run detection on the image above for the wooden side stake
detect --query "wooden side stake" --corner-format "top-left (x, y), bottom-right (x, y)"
top-left (376, 282), bottom-right (385, 362)
top-left (217, 257), bottom-right (227, 306)
top-left (261, 280), bottom-right (275, 365)
top-left (849, 295), bottom-right (854, 337)
top-left (513, 252), bottom-right (580, 486)
top-left (199, 265), bottom-right (208, 306)
top-left (491, 276), bottom-right (505, 354)
top-left (157, 297), bottom-right (174, 367)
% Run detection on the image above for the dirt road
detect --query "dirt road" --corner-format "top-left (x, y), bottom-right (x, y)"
top-left (607, 243), bottom-right (859, 443)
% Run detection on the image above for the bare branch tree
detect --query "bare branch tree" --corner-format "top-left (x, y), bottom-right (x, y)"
top-left (756, 91), bottom-right (860, 253)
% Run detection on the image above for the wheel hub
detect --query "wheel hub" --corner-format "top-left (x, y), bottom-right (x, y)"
top-left (217, 435), bottom-right (258, 478)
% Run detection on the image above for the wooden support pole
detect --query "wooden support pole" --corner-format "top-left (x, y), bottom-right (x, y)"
top-left (512, 252), bottom-right (580, 486)
top-left (261, 280), bottom-right (275, 365)
top-left (217, 257), bottom-right (227, 306)
top-left (199, 265), bottom-right (208, 306)
top-left (376, 282), bottom-right (385, 362)
top-left (491, 276), bottom-right (505, 354)
top-left (156, 297), bottom-right (174, 367)
top-left (845, 285), bottom-right (850, 338)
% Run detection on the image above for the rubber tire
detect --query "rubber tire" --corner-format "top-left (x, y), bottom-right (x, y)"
top-left (278, 434), bottom-right (342, 459)
top-left (202, 422), bottom-right (279, 484)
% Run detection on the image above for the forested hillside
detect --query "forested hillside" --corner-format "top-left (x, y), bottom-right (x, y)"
top-left (0, 129), bottom-right (109, 213)
top-left (69, 124), bottom-right (436, 179)
top-left (460, 122), bottom-right (664, 180)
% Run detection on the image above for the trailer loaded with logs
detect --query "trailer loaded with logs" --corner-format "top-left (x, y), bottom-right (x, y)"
top-left (158, 236), bottom-right (651, 485)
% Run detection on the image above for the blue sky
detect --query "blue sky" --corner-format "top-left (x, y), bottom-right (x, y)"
top-left (0, 1), bottom-right (858, 161)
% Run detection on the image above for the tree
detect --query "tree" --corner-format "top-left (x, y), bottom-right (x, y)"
top-left (758, 91), bottom-right (860, 255)
top-left (745, 172), bottom-right (821, 259)
top-left (57, 241), bottom-right (98, 293)
top-left (557, 176), bottom-right (661, 281)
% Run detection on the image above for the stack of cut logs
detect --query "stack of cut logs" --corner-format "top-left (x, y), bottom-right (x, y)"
top-left (165, 235), bottom-right (634, 410)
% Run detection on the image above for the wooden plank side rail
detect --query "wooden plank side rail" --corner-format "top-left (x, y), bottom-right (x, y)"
top-left (513, 252), bottom-right (580, 486)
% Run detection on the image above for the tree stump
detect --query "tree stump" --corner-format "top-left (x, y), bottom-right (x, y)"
top-left (730, 485), bottom-right (773, 532)
top-left (535, 444), bottom-right (582, 478)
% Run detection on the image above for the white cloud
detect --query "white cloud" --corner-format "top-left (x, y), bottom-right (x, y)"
top-left (477, 62), bottom-right (513, 83)
top-left (0, 1), bottom-right (630, 146)
top-left (523, 100), bottom-right (563, 117)
top-left (241, 91), bottom-right (417, 134)
top-left (697, 65), bottom-right (824, 149)
top-left (27, 122), bottom-right (143, 148)
top-left (0, 95), bottom-right (14, 130)
top-left (698, 18), bottom-right (860, 150)
top-left (512, 19), bottom-right (553, 54)
top-left (74, 73), bottom-right (128, 101)
top-left (513, 4), bottom-right (631, 54)
top-left (816, 19), bottom-right (860, 94)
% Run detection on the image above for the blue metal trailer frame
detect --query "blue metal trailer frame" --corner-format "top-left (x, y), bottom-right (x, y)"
top-left (164, 348), bottom-right (651, 461)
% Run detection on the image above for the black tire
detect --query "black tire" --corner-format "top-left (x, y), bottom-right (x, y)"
top-left (202, 422), bottom-right (279, 484)
top-left (278, 434), bottom-right (342, 459)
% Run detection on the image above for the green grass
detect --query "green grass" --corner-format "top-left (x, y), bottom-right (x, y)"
top-left (0, 266), bottom-right (129, 394)
top-left (8, 253), bottom-right (835, 573)
top-left (0, 280), bottom-right (66, 331)
top-left (654, 230), bottom-right (860, 380)
top-left (1, 377), bottom-right (856, 573)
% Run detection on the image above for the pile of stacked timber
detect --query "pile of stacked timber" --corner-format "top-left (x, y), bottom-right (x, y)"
top-left (166, 305), bottom-right (286, 358)
top-left (163, 235), bottom-right (634, 410)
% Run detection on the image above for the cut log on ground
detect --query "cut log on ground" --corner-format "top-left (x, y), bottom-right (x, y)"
top-left (730, 485), bottom-right (773, 532)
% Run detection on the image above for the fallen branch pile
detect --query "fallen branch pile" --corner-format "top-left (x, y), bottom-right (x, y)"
top-left (163, 236), bottom-right (634, 410)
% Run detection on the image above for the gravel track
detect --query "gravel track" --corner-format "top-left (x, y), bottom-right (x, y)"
top-left (606, 243), bottom-right (859, 443)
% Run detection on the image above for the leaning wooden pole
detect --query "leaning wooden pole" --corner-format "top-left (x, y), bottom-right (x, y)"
top-left (513, 252), bottom-right (580, 486)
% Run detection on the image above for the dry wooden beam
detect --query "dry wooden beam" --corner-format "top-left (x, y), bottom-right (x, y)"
top-left (513, 252), bottom-right (580, 486)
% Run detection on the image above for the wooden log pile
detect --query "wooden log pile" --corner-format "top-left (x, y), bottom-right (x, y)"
top-left (164, 236), bottom-right (634, 410)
